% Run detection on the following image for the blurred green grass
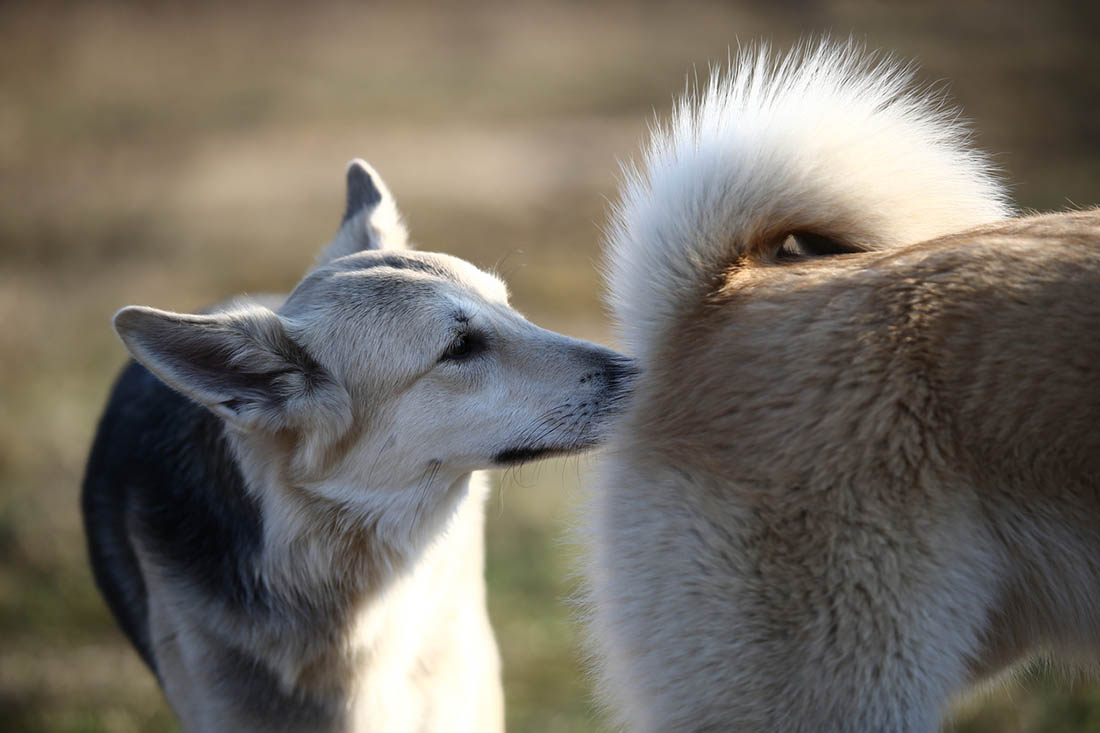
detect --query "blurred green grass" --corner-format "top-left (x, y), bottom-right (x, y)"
top-left (1, 2), bottom-right (1098, 731)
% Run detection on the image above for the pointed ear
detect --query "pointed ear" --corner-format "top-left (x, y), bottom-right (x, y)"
top-left (317, 159), bottom-right (409, 265)
top-left (113, 305), bottom-right (351, 434)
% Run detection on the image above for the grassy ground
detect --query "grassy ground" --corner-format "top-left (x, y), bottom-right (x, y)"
top-left (1, 2), bottom-right (1098, 731)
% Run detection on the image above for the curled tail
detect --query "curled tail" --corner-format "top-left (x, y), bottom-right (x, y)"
top-left (604, 41), bottom-right (1013, 359)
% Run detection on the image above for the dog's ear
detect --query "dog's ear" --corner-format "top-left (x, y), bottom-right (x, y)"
top-left (317, 159), bottom-right (409, 264)
top-left (113, 305), bottom-right (352, 434)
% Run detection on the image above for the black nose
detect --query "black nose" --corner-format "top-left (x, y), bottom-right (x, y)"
top-left (580, 346), bottom-right (639, 386)
top-left (572, 344), bottom-right (640, 395)
top-left (603, 355), bottom-right (641, 394)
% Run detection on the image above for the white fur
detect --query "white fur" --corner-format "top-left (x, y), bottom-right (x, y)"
top-left (104, 160), bottom-right (635, 732)
top-left (604, 40), bottom-right (1012, 361)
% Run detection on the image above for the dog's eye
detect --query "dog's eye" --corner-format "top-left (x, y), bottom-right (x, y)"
top-left (441, 333), bottom-right (482, 361)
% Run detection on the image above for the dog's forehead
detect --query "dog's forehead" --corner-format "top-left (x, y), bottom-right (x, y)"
top-left (330, 250), bottom-right (508, 303)
top-left (282, 251), bottom-right (510, 324)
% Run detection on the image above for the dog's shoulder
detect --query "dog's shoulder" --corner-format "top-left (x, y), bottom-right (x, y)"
top-left (82, 360), bottom-right (268, 659)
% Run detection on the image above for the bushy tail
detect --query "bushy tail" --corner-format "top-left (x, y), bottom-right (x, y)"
top-left (604, 41), bottom-right (1013, 359)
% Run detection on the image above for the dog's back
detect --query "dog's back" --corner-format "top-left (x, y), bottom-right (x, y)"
top-left (83, 360), bottom-right (265, 676)
top-left (585, 42), bottom-right (1100, 731)
top-left (82, 362), bottom-right (161, 672)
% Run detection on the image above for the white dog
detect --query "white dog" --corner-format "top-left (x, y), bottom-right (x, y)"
top-left (83, 160), bottom-right (637, 732)
top-left (584, 42), bottom-right (1100, 731)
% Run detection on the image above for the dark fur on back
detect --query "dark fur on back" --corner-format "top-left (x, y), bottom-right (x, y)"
top-left (81, 360), bottom-right (265, 672)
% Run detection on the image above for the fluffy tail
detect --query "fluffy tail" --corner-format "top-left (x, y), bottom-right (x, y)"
top-left (604, 41), bottom-right (1013, 359)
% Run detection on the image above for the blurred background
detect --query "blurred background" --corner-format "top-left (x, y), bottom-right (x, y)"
top-left (1, 1), bottom-right (1098, 731)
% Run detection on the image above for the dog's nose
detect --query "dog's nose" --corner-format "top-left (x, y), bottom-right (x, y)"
top-left (603, 355), bottom-right (641, 393)
top-left (578, 348), bottom-right (640, 391)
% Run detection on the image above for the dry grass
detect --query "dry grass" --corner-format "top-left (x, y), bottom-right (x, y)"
top-left (1, 1), bottom-right (1098, 731)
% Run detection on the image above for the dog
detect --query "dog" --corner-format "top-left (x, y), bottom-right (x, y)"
top-left (81, 159), bottom-right (636, 732)
top-left (582, 42), bottom-right (1100, 731)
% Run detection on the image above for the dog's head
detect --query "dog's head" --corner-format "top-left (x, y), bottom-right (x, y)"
top-left (113, 160), bottom-right (636, 528)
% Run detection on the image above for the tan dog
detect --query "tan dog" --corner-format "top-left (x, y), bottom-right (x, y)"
top-left (583, 42), bottom-right (1100, 731)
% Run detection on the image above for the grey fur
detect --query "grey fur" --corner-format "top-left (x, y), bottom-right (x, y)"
top-left (317, 159), bottom-right (408, 265)
top-left (83, 159), bottom-right (636, 732)
top-left (343, 159), bottom-right (383, 224)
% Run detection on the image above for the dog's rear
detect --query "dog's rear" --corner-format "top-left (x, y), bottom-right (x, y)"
top-left (585, 42), bottom-right (1100, 731)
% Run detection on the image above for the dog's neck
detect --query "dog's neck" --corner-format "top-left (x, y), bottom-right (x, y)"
top-left (220, 426), bottom-right (488, 702)
top-left (261, 468), bottom-right (479, 596)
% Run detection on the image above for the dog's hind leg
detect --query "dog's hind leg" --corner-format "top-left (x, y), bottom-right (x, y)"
top-left (589, 460), bottom-right (1000, 732)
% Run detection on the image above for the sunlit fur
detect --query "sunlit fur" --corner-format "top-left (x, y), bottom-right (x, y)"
top-left (85, 160), bottom-right (635, 732)
top-left (584, 41), bottom-right (1100, 731)
top-left (604, 41), bottom-right (1010, 364)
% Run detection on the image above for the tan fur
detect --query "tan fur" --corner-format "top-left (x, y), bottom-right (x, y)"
top-left (592, 209), bottom-right (1100, 731)
top-left (583, 43), bottom-right (1100, 732)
